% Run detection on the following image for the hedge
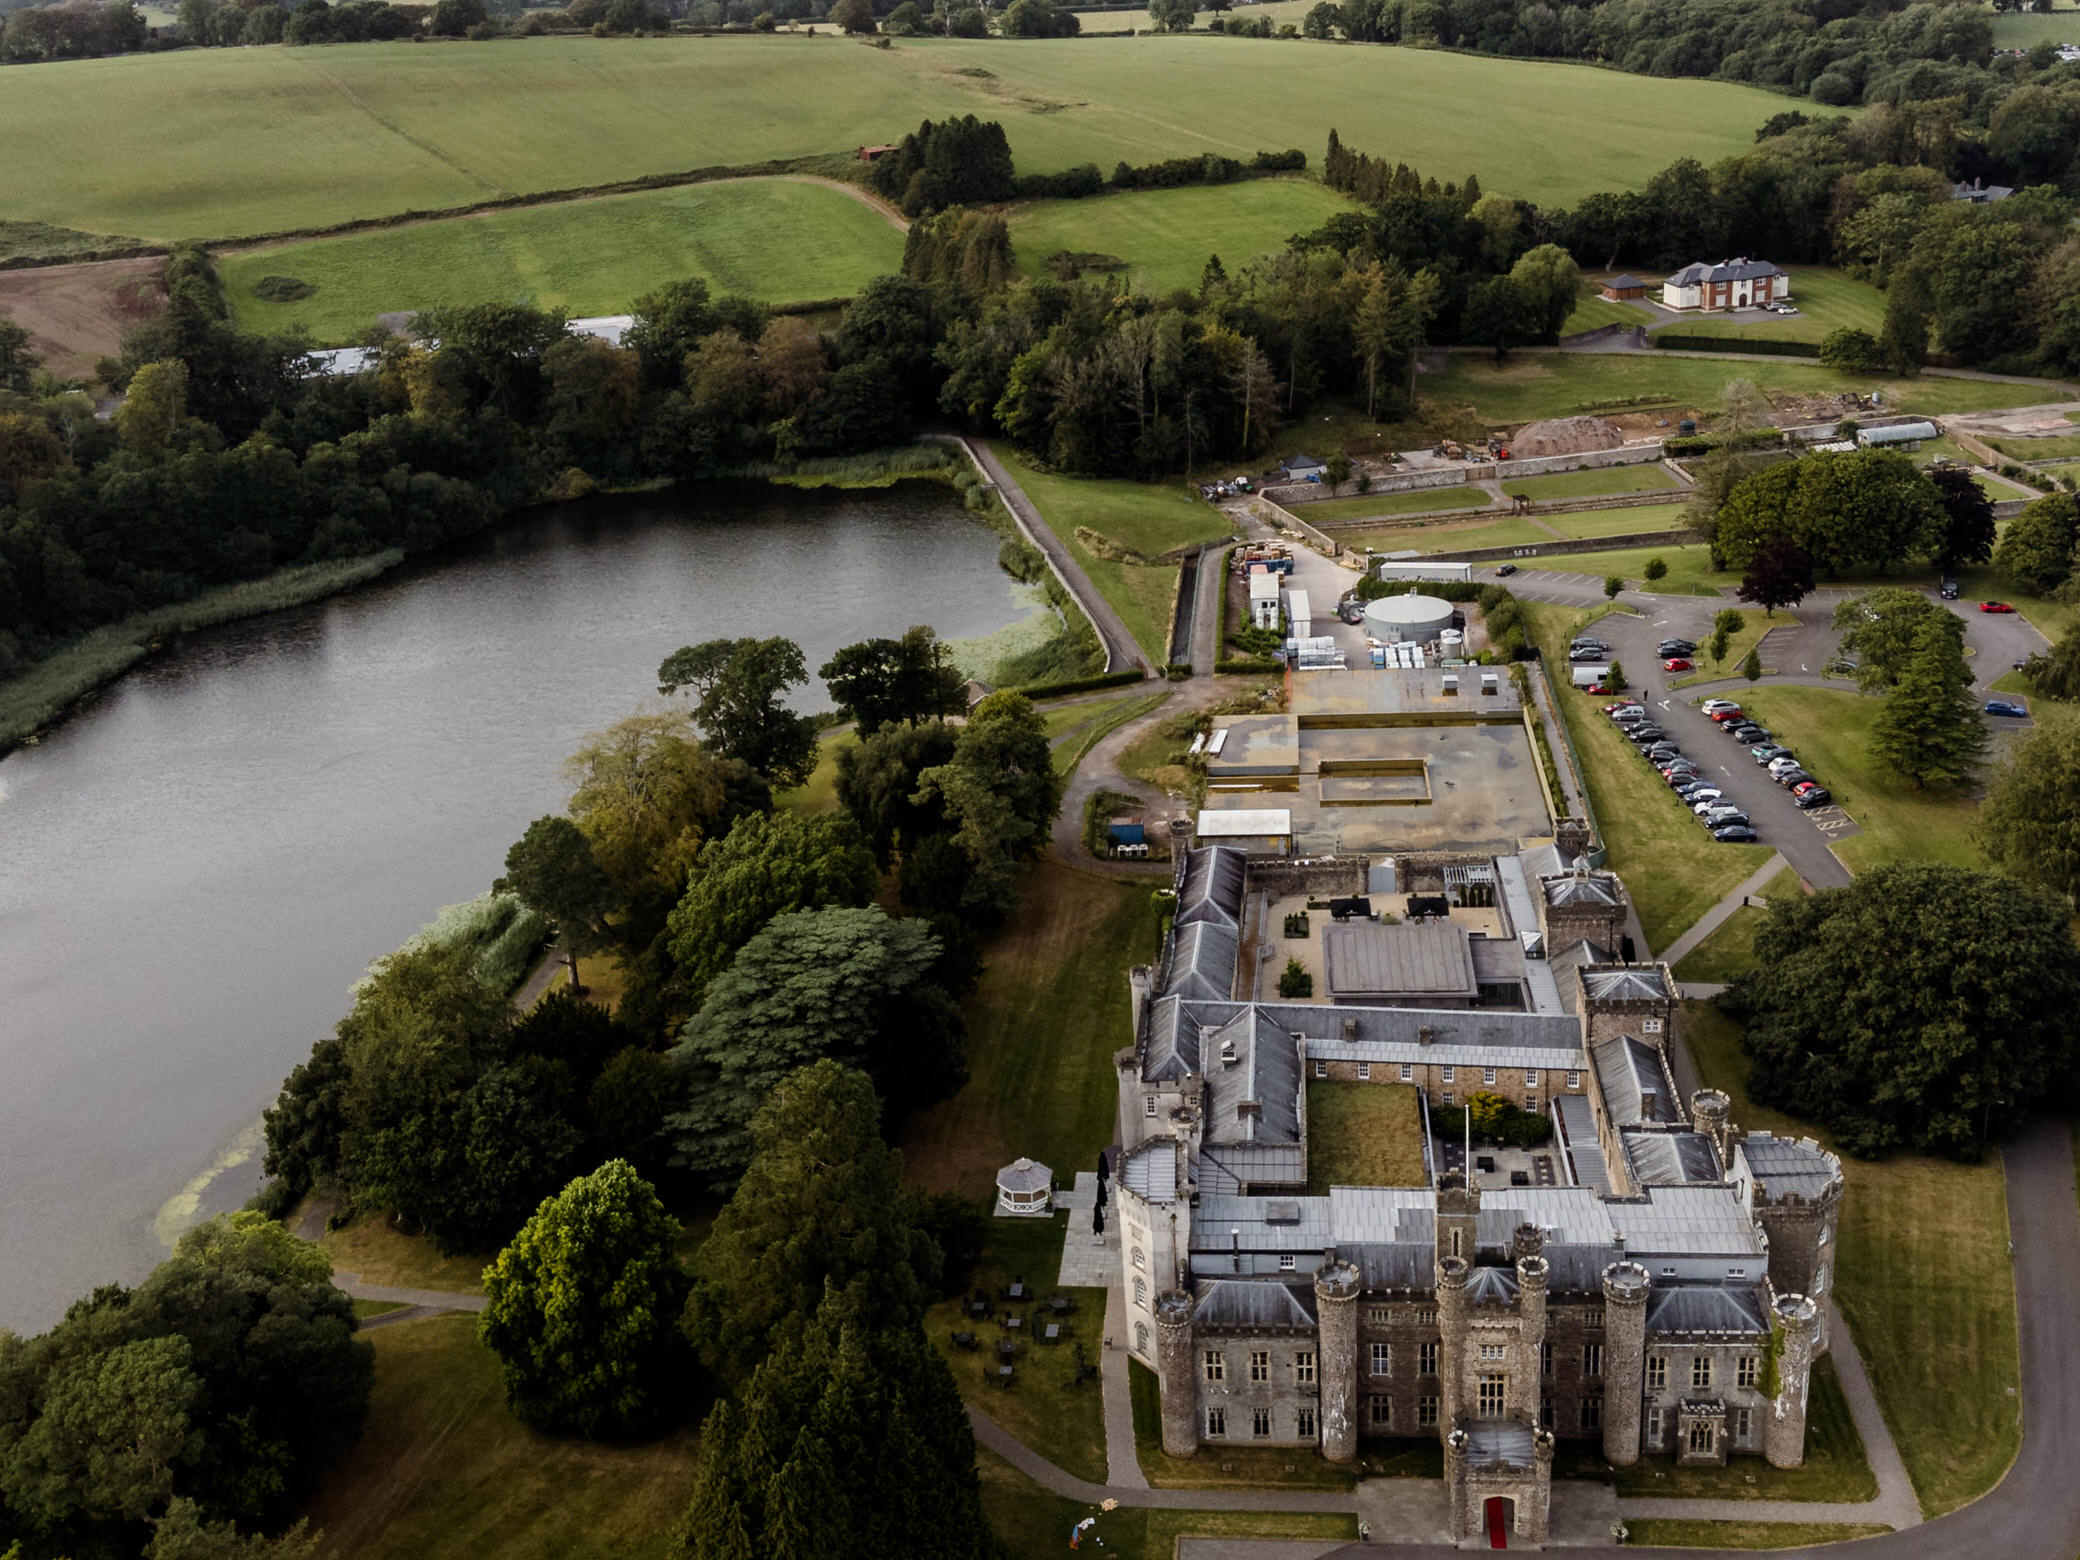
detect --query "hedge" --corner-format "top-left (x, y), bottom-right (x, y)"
top-left (1015, 150), bottom-right (1307, 203)
top-left (1652, 333), bottom-right (1820, 358)
top-left (1215, 657), bottom-right (1284, 675)
top-left (1016, 669), bottom-right (1147, 698)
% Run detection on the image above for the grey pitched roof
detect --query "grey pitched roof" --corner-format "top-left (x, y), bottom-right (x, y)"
top-left (1204, 1010), bottom-right (1302, 1146)
top-left (1647, 1285), bottom-right (1770, 1338)
top-left (1623, 1130), bottom-right (1723, 1186)
top-left (1582, 968), bottom-right (1670, 1002)
top-left (1165, 920), bottom-right (1239, 1001)
top-left (1739, 1132), bottom-right (1840, 1202)
top-left (1592, 1036), bottom-right (1673, 1126)
top-left (1553, 1092), bottom-right (1612, 1193)
top-left (1193, 1279), bottom-right (1320, 1329)
top-left (997, 1157), bottom-right (1052, 1192)
top-left (1177, 847), bottom-right (1247, 929)
top-left (1144, 994), bottom-right (1199, 1080)
top-left (1323, 921), bottom-right (1477, 998)
top-left (1666, 258), bottom-right (1786, 285)
top-left (1466, 1265), bottom-right (1521, 1306)
top-left (1605, 274), bottom-right (1646, 289)
top-left (1120, 1139), bottom-right (1181, 1201)
top-left (1547, 940), bottom-right (1619, 1013)
top-left (1345, 1242), bottom-right (1436, 1289)
top-left (1543, 869), bottom-right (1622, 907)
top-left (1200, 1143), bottom-right (1307, 1191)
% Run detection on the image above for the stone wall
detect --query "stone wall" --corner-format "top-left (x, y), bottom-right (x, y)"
top-left (1245, 853), bottom-right (1369, 899)
top-left (1428, 529), bottom-right (1696, 564)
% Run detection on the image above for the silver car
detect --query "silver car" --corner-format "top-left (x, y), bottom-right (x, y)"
top-left (1688, 790), bottom-right (1726, 812)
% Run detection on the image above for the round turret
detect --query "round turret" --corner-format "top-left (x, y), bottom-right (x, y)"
top-left (1766, 1294), bottom-right (1822, 1469)
top-left (1512, 1222), bottom-right (1545, 1262)
top-left (1153, 1289), bottom-right (1200, 1459)
top-left (1314, 1261), bottom-right (1362, 1464)
top-left (1600, 1261), bottom-right (1651, 1467)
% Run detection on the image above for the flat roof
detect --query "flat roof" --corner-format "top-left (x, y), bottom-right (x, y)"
top-left (1196, 809), bottom-right (1292, 837)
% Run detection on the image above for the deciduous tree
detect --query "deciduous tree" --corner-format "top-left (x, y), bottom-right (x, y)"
top-left (1833, 587), bottom-right (1962, 690)
top-left (1977, 720), bottom-right (2080, 905)
top-left (1927, 464), bottom-right (1997, 572)
top-left (818, 625), bottom-right (965, 735)
top-left (500, 815), bottom-right (617, 988)
top-left (1992, 491), bottom-right (2078, 595)
top-left (912, 690), bottom-right (1061, 919)
top-left (1736, 534), bottom-right (1813, 615)
top-left (657, 637), bottom-right (817, 785)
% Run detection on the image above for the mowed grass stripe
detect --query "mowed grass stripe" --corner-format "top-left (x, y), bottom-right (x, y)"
top-left (222, 180), bottom-right (906, 341)
top-left (0, 36), bottom-right (1797, 240)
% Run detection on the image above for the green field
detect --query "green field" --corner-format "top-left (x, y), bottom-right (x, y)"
top-left (1561, 285), bottom-right (1650, 335)
top-left (1008, 179), bottom-right (1357, 294)
top-left (1987, 429), bottom-right (2080, 462)
top-left (1622, 1520), bottom-right (1890, 1549)
top-left (1290, 486), bottom-right (1495, 523)
top-left (223, 179), bottom-right (904, 342)
top-left (1660, 267), bottom-right (1888, 344)
top-left (1543, 501), bottom-right (1692, 539)
top-left (1501, 462), bottom-right (1679, 502)
top-left (1426, 351), bottom-right (2068, 427)
top-left (1989, 7), bottom-right (2080, 47)
top-left (0, 36), bottom-right (1803, 241)
top-left (1070, 0), bottom-right (1320, 29)
top-left (1531, 541), bottom-right (1731, 594)
top-left (1340, 513), bottom-right (1554, 554)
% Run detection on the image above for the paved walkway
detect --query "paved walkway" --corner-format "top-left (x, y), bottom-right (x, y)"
top-left (337, 1276), bottom-right (486, 1313)
top-left (1100, 1281), bottom-right (1148, 1489)
top-left (1654, 851), bottom-right (1787, 966)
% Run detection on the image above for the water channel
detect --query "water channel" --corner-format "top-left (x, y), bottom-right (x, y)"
top-left (0, 481), bottom-right (1041, 1331)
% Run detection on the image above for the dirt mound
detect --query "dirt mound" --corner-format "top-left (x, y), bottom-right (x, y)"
top-left (0, 256), bottom-right (165, 383)
top-left (1508, 414), bottom-right (1625, 457)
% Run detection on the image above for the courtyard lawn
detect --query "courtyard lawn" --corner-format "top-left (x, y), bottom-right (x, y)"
top-left (1130, 1359), bottom-right (1356, 1490)
top-left (1424, 352), bottom-right (2067, 429)
top-left (1305, 1083), bottom-right (1427, 1192)
top-left (1726, 686), bottom-right (1985, 876)
top-left (1659, 268), bottom-right (1887, 345)
top-left (1622, 1520), bottom-right (1890, 1549)
top-left (1527, 541), bottom-right (1730, 595)
top-left (979, 1450), bottom-right (1357, 1560)
top-left (900, 859), bottom-right (1157, 1198)
top-left (302, 1314), bottom-right (702, 1560)
top-left (1543, 501), bottom-right (1693, 540)
top-left (988, 444), bottom-right (1230, 663)
top-left (1500, 463), bottom-right (1679, 502)
top-left (222, 179), bottom-right (906, 342)
top-left (1008, 179), bottom-right (1357, 296)
top-left (0, 36), bottom-right (1797, 242)
top-left (1669, 866), bottom-right (1804, 984)
top-left (1338, 514), bottom-right (1554, 554)
top-left (1683, 1003), bottom-right (2020, 1518)
top-left (1293, 486), bottom-right (1495, 523)
top-left (926, 1214), bottom-right (1110, 1482)
top-left (1522, 602), bottom-right (1771, 950)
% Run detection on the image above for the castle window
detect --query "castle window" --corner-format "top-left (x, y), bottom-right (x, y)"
top-left (1136, 1322), bottom-right (1149, 1354)
top-left (1367, 1306), bottom-right (1390, 1324)
top-left (1819, 1227), bottom-right (1830, 1246)
top-left (1525, 1069), bottom-right (1538, 1088)
top-left (1419, 1342), bottom-right (1440, 1376)
top-left (1541, 1342), bottom-right (1552, 1376)
top-left (1584, 1343), bottom-right (1603, 1378)
top-left (1133, 1247), bottom-right (1145, 1269)
top-left (1370, 1342), bottom-right (1390, 1376)
top-left (1418, 1395), bottom-right (1440, 1427)
top-left (1441, 1066), bottom-right (1455, 1083)
top-left (1566, 1070), bottom-right (1580, 1089)
top-left (1134, 1279), bottom-right (1147, 1306)
top-left (1816, 1263), bottom-right (1828, 1291)
top-left (1479, 1343), bottom-right (1505, 1361)
top-left (1581, 1397), bottom-right (1602, 1429)
top-left (1728, 1267), bottom-right (1746, 1278)
top-left (1687, 1421), bottom-right (1713, 1456)
top-left (1477, 1375), bottom-right (1506, 1416)
top-left (1204, 1351), bottom-right (1225, 1383)
top-left (1369, 1395), bottom-right (1393, 1427)
top-left (1250, 1350), bottom-right (1270, 1382)
top-left (1647, 1355), bottom-right (1667, 1390)
top-left (1542, 1395), bottom-right (1553, 1428)
top-left (1357, 1063), bottom-right (1371, 1081)
top-left (1400, 1064), bottom-right (1413, 1081)
top-left (1643, 1018), bottom-right (1663, 1034)
top-left (1450, 1229), bottom-right (1461, 1257)
top-left (1416, 1309), bottom-right (1437, 1325)
top-left (1525, 1095), bottom-right (1537, 1111)
top-left (1586, 1308), bottom-right (1604, 1330)
top-left (1145, 1096), bottom-right (1158, 1117)
top-left (1207, 1407), bottom-right (1228, 1437)
top-left (1279, 1254), bottom-right (1295, 1272)
top-left (1737, 1355), bottom-right (1758, 1389)
top-left (1691, 1355), bottom-right (1713, 1390)
top-left (1297, 1407), bottom-right (1316, 1439)
top-left (1442, 1092), bottom-right (1454, 1106)
top-left (1252, 1409), bottom-right (1271, 1438)
top-left (1483, 1067), bottom-right (1496, 1085)
top-left (1296, 1351), bottom-right (1316, 1385)
top-left (1733, 1407), bottom-right (1753, 1445)
top-left (1646, 1407), bottom-right (1662, 1447)
top-left (1315, 1060), bottom-right (1327, 1079)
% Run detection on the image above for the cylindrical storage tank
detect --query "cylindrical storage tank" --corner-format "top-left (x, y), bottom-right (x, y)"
top-left (1363, 591), bottom-right (1454, 644)
top-left (1438, 627), bottom-right (1464, 654)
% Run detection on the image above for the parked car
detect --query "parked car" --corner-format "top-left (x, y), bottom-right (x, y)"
top-left (1581, 682), bottom-right (1612, 695)
top-left (1646, 745), bottom-right (1683, 762)
top-left (1662, 657), bottom-right (1694, 672)
top-left (1774, 768), bottom-right (1814, 789)
top-left (1984, 699), bottom-right (2029, 717)
top-left (1703, 808), bottom-right (1750, 829)
top-left (1729, 724), bottom-right (1769, 743)
top-left (1713, 824), bottom-right (1762, 842)
top-left (1569, 647), bottom-right (1609, 662)
top-left (1606, 702), bottom-right (1646, 717)
top-left (1940, 578), bottom-right (1960, 600)
top-left (1751, 745), bottom-right (1792, 764)
top-left (1688, 791), bottom-right (1727, 811)
top-left (1767, 756), bottom-right (1804, 775)
top-left (1701, 699), bottom-right (1740, 714)
top-left (1495, 563), bottom-right (1518, 576)
top-left (1980, 601), bottom-right (2016, 614)
top-left (1661, 639), bottom-right (1699, 656)
top-left (1826, 657), bottom-right (1859, 676)
top-left (1625, 726), bottom-right (1665, 745)
top-left (1793, 787), bottom-right (1834, 809)
top-left (1708, 707), bottom-right (1746, 723)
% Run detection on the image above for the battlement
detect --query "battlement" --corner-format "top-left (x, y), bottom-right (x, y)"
top-left (1602, 1260), bottom-right (1652, 1303)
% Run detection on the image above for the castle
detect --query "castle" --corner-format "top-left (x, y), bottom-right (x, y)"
top-left (1112, 841), bottom-right (1843, 1544)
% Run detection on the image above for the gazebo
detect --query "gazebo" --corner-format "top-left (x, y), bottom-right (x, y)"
top-left (996, 1157), bottom-right (1054, 1216)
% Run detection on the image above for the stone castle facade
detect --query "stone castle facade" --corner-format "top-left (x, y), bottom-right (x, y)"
top-left (1113, 846), bottom-right (1843, 1544)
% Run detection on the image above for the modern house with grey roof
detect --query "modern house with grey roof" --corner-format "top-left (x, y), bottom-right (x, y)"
top-left (1114, 844), bottom-right (1843, 1545)
top-left (1661, 258), bottom-right (1790, 312)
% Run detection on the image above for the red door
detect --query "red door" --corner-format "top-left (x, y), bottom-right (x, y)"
top-left (1486, 1496), bottom-right (1509, 1548)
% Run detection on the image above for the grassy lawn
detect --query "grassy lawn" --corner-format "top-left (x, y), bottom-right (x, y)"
top-left (773, 725), bottom-right (859, 817)
top-left (926, 1214), bottom-right (1109, 1482)
top-left (1528, 541), bottom-right (1730, 595)
top-left (1670, 607), bottom-right (1773, 685)
top-left (1684, 1002), bottom-right (2021, 1518)
top-left (991, 444), bottom-right (1229, 663)
top-left (1424, 353), bottom-right (2066, 429)
top-left (1663, 268), bottom-right (1887, 345)
top-left (222, 179), bottom-right (904, 342)
top-left (1990, 6), bottom-right (2080, 46)
top-left (1523, 602), bottom-right (1771, 949)
top-left (1054, 690), bottom-right (1171, 775)
top-left (979, 1449), bottom-right (1357, 1560)
top-left (901, 860), bottom-right (1157, 1196)
top-left (1129, 1359), bottom-right (1356, 1490)
top-left (352, 1299), bottom-right (410, 1321)
top-left (0, 37), bottom-right (1793, 241)
top-left (320, 1213), bottom-right (489, 1295)
top-left (1041, 690), bottom-right (1147, 741)
top-left (1008, 179), bottom-right (1357, 295)
top-left (1562, 285), bottom-right (1652, 335)
top-left (1670, 866), bottom-right (1803, 984)
top-left (1295, 486), bottom-right (1495, 523)
top-left (1622, 1519), bottom-right (1890, 1549)
top-left (1726, 687), bottom-right (1984, 875)
top-left (1500, 463), bottom-right (1679, 502)
top-left (1339, 514), bottom-right (1554, 554)
top-left (303, 1314), bottom-right (702, 1560)
top-left (1305, 1083), bottom-right (1427, 1192)
top-left (1560, 1353), bottom-right (1873, 1503)
top-left (1542, 501), bottom-right (1693, 540)
top-left (1987, 429), bottom-right (2080, 462)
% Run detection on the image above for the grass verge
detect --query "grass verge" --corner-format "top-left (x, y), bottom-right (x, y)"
top-left (1622, 1519), bottom-right (1891, 1549)
top-left (1683, 1001), bottom-right (2021, 1517)
top-left (302, 1313), bottom-right (701, 1560)
top-left (1305, 1082), bottom-right (1427, 1192)
top-left (1292, 486), bottom-right (1495, 524)
top-left (1338, 514), bottom-right (1555, 555)
top-left (1669, 867), bottom-right (1802, 984)
top-left (320, 1213), bottom-right (490, 1295)
top-left (1129, 1358), bottom-right (1355, 1490)
top-left (1671, 608), bottom-right (1773, 686)
top-left (1054, 690), bottom-right (1171, 778)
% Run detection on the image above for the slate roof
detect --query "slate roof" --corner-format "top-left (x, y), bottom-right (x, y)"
top-left (1553, 1092), bottom-right (1612, 1194)
top-left (1547, 941), bottom-right (1620, 1013)
top-left (1603, 274), bottom-right (1647, 290)
top-left (1323, 921), bottom-right (1477, 998)
top-left (1204, 1010), bottom-right (1303, 1146)
top-left (1582, 968), bottom-right (1670, 1002)
top-left (1464, 1422), bottom-right (1538, 1465)
top-left (1120, 1139), bottom-right (1181, 1201)
top-left (1177, 847), bottom-right (1247, 929)
top-left (1592, 1035), bottom-right (1672, 1126)
top-left (1623, 1130), bottom-right (1723, 1186)
top-left (1739, 1132), bottom-right (1840, 1202)
top-left (1466, 1265), bottom-right (1522, 1306)
top-left (1543, 869), bottom-right (1623, 907)
top-left (1165, 920), bottom-right (1239, 1001)
top-left (1666, 258), bottom-right (1787, 285)
top-left (1144, 995), bottom-right (1199, 1080)
top-left (1199, 1143), bottom-right (1307, 1194)
top-left (1647, 1284), bottom-right (1770, 1338)
top-left (1193, 1280), bottom-right (1320, 1329)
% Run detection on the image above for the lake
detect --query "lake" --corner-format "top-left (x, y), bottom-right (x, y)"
top-left (0, 481), bottom-right (1039, 1331)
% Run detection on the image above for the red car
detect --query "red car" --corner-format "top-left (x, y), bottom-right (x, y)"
top-left (1708, 707), bottom-right (1744, 722)
top-left (1980, 602), bottom-right (2016, 614)
top-left (1584, 683), bottom-right (1613, 695)
top-left (1662, 657), bottom-right (1693, 672)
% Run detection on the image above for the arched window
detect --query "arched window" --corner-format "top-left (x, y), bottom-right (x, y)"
top-left (1133, 1246), bottom-right (1146, 1269)
top-left (1136, 1322), bottom-right (1150, 1355)
top-left (1134, 1278), bottom-right (1148, 1307)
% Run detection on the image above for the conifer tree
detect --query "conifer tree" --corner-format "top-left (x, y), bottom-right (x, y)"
top-left (1870, 617), bottom-right (1986, 788)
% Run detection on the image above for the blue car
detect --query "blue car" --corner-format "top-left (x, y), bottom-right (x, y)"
top-left (1984, 699), bottom-right (2029, 717)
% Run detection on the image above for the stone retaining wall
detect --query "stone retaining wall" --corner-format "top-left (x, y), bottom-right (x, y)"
top-left (1429, 529), bottom-right (1697, 564)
